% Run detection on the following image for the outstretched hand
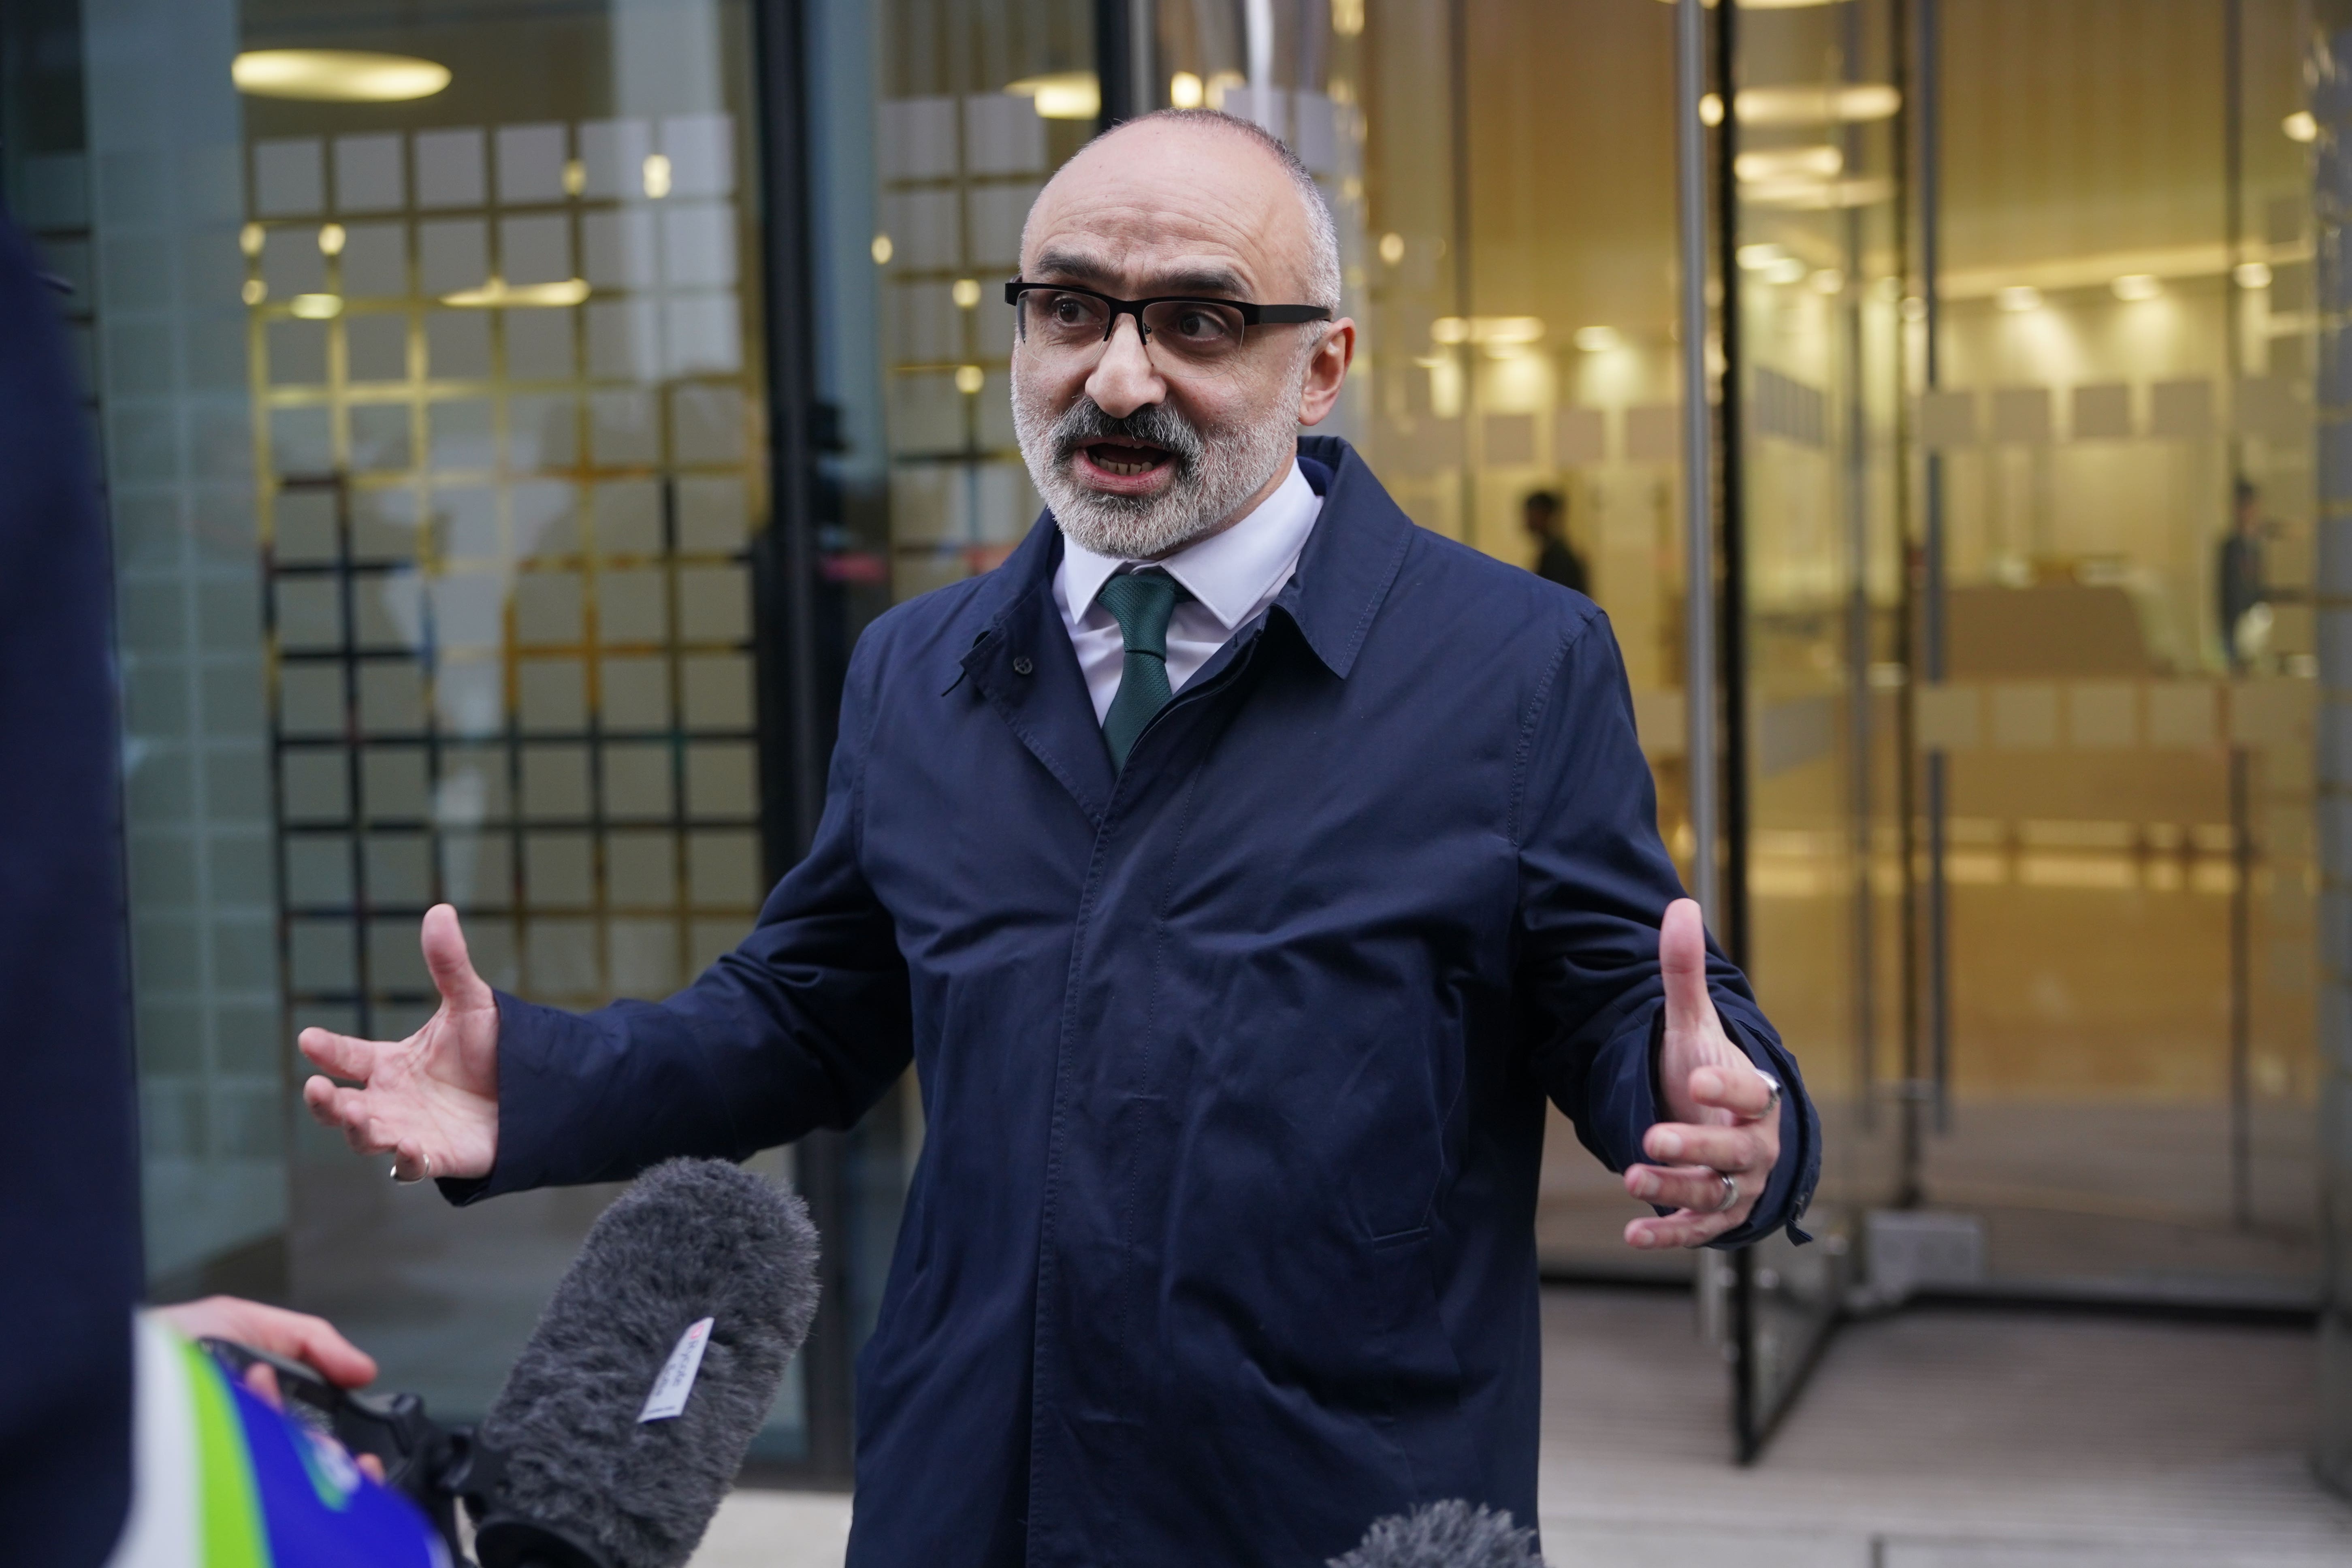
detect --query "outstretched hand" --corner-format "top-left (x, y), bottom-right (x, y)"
top-left (1622, 898), bottom-right (1782, 1250)
top-left (300, 904), bottom-right (500, 1183)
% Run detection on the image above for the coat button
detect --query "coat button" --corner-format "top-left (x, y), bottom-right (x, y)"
top-left (1012, 655), bottom-right (1034, 675)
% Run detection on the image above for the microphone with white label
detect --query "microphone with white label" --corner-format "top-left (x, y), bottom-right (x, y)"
top-left (1327, 1501), bottom-right (1548, 1568)
top-left (465, 1156), bottom-right (822, 1568)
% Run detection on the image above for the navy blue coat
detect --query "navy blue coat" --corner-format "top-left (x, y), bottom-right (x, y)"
top-left (461, 435), bottom-right (1818, 1566)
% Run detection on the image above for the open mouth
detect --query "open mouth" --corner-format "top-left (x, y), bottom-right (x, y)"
top-left (1081, 439), bottom-right (1173, 479)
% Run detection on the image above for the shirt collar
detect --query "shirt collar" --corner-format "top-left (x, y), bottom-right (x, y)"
top-left (1059, 459), bottom-right (1321, 633)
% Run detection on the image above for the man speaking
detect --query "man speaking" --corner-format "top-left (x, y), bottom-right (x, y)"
top-left (302, 110), bottom-right (1818, 1565)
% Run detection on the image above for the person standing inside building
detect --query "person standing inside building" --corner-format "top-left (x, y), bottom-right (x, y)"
top-left (2219, 476), bottom-right (2270, 668)
top-left (1523, 488), bottom-right (1591, 596)
top-left (297, 110), bottom-right (1817, 1567)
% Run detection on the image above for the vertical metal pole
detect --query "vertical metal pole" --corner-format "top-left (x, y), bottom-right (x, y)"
top-left (2314, 10), bottom-right (2352, 1498)
top-left (1675, 0), bottom-right (1718, 926)
top-left (752, 0), bottom-right (855, 1482)
top-left (2223, 0), bottom-right (2255, 1234)
top-left (1918, 0), bottom-right (1951, 1135)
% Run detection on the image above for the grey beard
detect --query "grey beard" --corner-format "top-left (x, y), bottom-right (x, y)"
top-left (1012, 384), bottom-right (1297, 561)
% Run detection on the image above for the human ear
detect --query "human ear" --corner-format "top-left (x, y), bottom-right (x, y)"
top-left (1295, 318), bottom-right (1356, 427)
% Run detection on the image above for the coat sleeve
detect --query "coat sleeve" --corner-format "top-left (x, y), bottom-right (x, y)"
top-left (441, 621), bottom-right (914, 1203)
top-left (1511, 605), bottom-right (1818, 1247)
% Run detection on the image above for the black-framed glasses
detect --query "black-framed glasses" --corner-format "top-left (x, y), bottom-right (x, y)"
top-left (1004, 280), bottom-right (1331, 365)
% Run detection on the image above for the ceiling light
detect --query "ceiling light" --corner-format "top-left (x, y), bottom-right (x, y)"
top-left (1735, 243), bottom-right (1785, 271)
top-left (1379, 232), bottom-right (1405, 265)
top-left (1699, 94), bottom-right (1725, 128)
top-left (241, 280), bottom-right (266, 306)
top-left (2284, 111), bottom-right (2318, 143)
top-left (871, 234), bottom-right (894, 265)
top-left (1996, 285), bottom-right (2041, 312)
top-left (1431, 317), bottom-right (1469, 345)
top-left (1810, 268), bottom-right (1844, 295)
top-left (239, 223), bottom-right (264, 258)
top-left (1476, 316), bottom-right (1545, 345)
top-left (318, 224), bottom-right (345, 257)
top-left (1735, 83), bottom-right (1901, 127)
top-left (1007, 72), bottom-right (1100, 120)
top-left (952, 277), bottom-right (981, 308)
top-left (1170, 71), bottom-right (1205, 109)
top-left (1736, 145), bottom-right (1842, 183)
top-left (1574, 325), bottom-right (1621, 352)
top-left (232, 49), bottom-right (450, 102)
top-left (955, 364), bottom-right (985, 394)
top-left (642, 154), bottom-right (672, 199)
top-left (2110, 273), bottom-right (2160, 301)
top-left (1765, 256), bottom-right (1808, 285)
top-left (2235, 260), bottom-right (2273, 288)
top-left (440, 278), bottom-right (591, 308)
top-left (288, 293), bottom-right (343, 319)
top-left (1743, 176), bottom-right (1896, 211)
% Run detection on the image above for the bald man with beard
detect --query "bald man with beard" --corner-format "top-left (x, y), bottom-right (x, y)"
top-left (298, 110), bottom-right (1818, 1567)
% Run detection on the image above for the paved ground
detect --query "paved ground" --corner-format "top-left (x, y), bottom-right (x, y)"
top-left (689, 1284), bottom-right (2352, 1566)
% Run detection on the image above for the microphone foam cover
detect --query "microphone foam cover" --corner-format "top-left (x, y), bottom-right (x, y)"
top-left (1328, 1501), bottom-right (1547, 1568)
top-left (478, 1158), bottom-right (821, 1568)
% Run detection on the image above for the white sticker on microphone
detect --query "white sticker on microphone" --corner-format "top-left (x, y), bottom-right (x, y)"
top-left (638, 1316), bottom-right (715, 1423)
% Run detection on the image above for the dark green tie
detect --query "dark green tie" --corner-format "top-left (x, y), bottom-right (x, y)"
top-left (1096, 569), bottom-right (1188, 770)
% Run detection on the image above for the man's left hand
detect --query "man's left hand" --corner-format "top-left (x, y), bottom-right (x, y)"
top-left (1623, 898), bottom-right (1782, 1249)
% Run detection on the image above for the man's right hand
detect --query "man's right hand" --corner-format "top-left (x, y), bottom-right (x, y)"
top-left (300, 903), bottom-right (499, 1182)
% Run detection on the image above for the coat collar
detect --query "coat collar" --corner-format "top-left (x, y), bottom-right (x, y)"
top-left (954, 437), bottom-right (1414, 821)
top-left (962, 435), bottom-right (1412, 685)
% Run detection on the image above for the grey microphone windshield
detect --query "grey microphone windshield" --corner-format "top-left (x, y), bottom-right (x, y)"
top-left (471, 1157), bottom-right (821, 1568)
top-left (1329, 1501), bottom-right (1548, 1568)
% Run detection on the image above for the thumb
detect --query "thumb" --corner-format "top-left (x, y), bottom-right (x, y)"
top-left (1660, 898), bottom-right (1716, 1040)
top-left (420, 904), bottom-right (490, 1010)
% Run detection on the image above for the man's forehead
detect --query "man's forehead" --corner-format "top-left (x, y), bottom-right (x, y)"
top-left (1022, 123), bottom-right (1305, 294)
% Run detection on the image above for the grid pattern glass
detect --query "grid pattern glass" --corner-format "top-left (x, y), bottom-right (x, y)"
top-left (245, 117), bottom-right (766, 1043)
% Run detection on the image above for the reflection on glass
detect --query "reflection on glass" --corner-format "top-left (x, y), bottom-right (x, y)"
top-left (47, 0), bottom-right (807, 1457)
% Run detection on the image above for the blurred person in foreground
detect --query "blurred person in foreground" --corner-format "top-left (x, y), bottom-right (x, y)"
top-left (1522, 488), bottom-right (1590, 596)
top-left (301, 110), bottom-right (1820, 1566)
top-left (0, 212), bottom-right (421, 1562)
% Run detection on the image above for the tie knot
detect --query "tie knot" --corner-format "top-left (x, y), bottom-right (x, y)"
top-left (1095, 569), bottom-right (1186, 659)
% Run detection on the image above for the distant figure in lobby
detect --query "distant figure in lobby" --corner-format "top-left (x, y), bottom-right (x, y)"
top-left (2218, 476), bottom-right (2269, 668)
top-left (1522, 488), bottom-right (1590, 596)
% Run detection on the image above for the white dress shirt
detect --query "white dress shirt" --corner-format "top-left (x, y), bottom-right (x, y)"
top-left (1054, 460), bottom-right (1323, 723)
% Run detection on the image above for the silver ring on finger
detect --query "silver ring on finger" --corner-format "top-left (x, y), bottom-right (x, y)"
top-left (1711, 1171), bottom-right (1739, 1214)
top-left (390, 1152), bottom-right (431, 1185)
top-left (1741, 1070), bottom-right (1784, 1125)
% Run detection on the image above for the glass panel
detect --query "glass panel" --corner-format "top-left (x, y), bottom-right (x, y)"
top-left (48, 0), bottom-right (808, 1459)
top-left (2304, 0), bottom-right (2352, 1491)
top-left (1731, 0), bottom-right (1905, 1446)
top-left (1433, 0), bottom-right (1697, 1284)
top-left (1915, 0), bottom-right (2319, 1305)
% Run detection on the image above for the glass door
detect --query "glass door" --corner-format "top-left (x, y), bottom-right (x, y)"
top-left (1722, 0), bottom-right (1908, 1457)
top-left (1906, 0), bottom-right (2321, 1310)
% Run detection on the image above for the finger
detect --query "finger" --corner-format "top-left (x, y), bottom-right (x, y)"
top-left (1659, 898), bottom-right (1716, 1041)
top-left (281, 1312), bottom-right (378, 1388)
top-left (299, 1028), bottom-right (382, 1083)
top-left (242, 1361), bottom-right (284, 1412)
top-left (420, 904), bottom-right (493, 1011)
top-left (1642, 1120), bottom-right (1763, 1173)
top-left (1625, 1207), bottom-right (1741, 1250)
top-left (357, 1453), bottom-right (386, 1485)
top-left (390, 1138), bottom-right (431, 1186)
top-left (1689, 1062), bottom-right (1775, 1122)
top-left (313, 1086), bottom-right (398, 1152)
top-left (1624, 1161), bottom-right (1742, 1213)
